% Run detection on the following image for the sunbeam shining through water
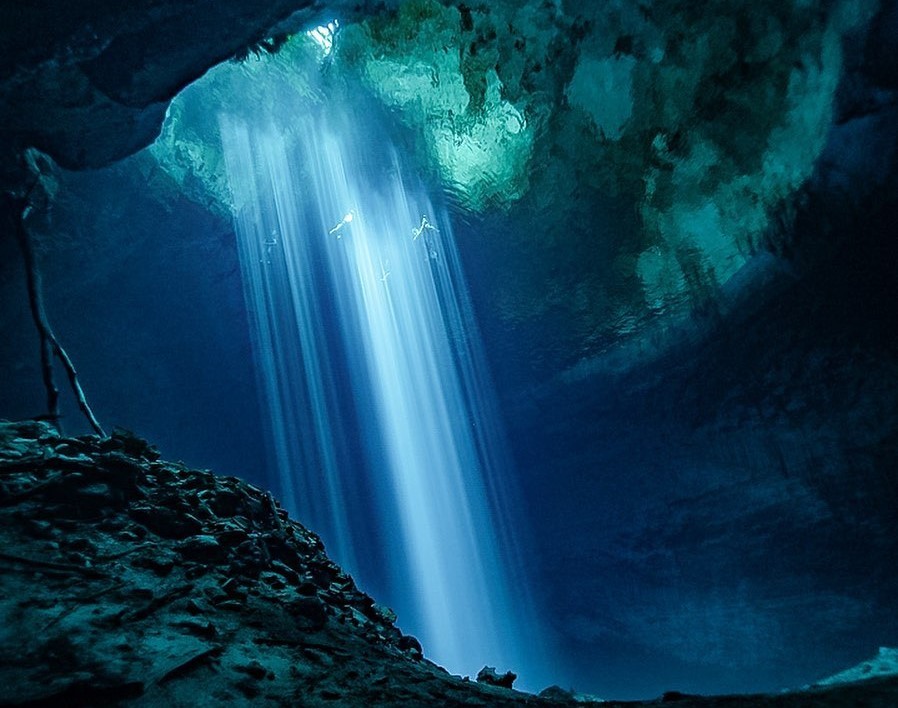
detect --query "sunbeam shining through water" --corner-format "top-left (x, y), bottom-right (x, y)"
top-left (217, 101), bottom-right (547, 685)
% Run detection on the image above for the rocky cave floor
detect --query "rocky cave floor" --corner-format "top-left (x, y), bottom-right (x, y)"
top-left (1, 419), bottom-right (897, 707)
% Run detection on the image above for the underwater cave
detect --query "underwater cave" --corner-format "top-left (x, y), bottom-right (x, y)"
top-left (1, 0), bottom-right (897, 704)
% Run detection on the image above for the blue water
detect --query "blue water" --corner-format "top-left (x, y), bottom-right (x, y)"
top-left (218, 102), bottom-right (546, 686)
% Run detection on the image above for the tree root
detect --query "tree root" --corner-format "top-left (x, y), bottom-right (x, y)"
top-left (4, 185), bottom-right (105, 437)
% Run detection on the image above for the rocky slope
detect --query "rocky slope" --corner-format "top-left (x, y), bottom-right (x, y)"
top-left (0, 420), bottom-right (545, 706)
top-left (1, 418), bottom-right (898, 706)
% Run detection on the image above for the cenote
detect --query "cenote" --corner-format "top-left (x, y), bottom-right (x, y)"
top-left (1, 0), bottom-right (897, 704)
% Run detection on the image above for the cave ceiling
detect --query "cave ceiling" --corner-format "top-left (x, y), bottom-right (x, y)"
top-left (2, 0), bottom-right (896, 371)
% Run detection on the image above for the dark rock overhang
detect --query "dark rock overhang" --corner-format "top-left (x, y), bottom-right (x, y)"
top-left (0, 1), bottom-right (397, 188)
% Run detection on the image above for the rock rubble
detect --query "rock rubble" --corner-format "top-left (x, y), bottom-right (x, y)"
top-left (0, 420), bottom-right (547, 706)
top-left (2, 419), bottom-right (897, 707)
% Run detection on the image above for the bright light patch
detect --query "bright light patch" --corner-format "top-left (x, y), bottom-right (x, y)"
top-left (308, 20), bottom-right (339, 56)
top-left (217, 102), bottom-right (548, 688)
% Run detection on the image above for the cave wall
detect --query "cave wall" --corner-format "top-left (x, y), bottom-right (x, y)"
top-left (493, 20), bottom-right (898, 695)
top-left (503, 194), bottom-right (898, 695)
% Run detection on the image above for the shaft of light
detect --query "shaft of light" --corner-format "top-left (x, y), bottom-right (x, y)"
top-left (219, 104), bottom-right (546, 687)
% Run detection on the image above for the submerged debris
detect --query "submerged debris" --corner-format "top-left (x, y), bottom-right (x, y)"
top-left (477, 665), bottom-right (517, 689)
